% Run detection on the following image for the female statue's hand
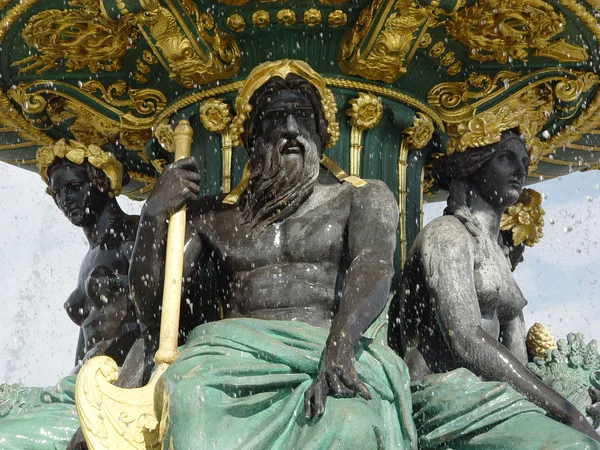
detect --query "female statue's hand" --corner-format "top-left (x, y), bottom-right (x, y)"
top-left (304, 348), bottom-right (370, 419)
top-left (145, 157), bottom-right (200, 220)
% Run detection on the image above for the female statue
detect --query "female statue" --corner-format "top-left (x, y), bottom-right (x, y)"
top-left (0, 140), bottom-right (142, 450)
top-left (392, 129), bottom-right (600, 448)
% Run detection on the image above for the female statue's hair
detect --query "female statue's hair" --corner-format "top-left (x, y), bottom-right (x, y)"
top-left (47, 142), bottom-right (130, 194)
top-left (431, 129), bottom-right (526, 236)
top-left (432, 129), bottom-right (525, 221)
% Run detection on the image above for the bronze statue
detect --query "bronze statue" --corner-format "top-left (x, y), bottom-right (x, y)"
top-left (39, 140), bottom-right (141, 371)
top-left (393, 129), bottom-right (600, 448)
top-left (0, 140), bottom-right (142, 450)
top-left (129, 60), bottom-right (417, 449)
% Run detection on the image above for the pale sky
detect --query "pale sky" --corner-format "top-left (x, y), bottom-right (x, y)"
top-left (0, 162), bottom-right (598, 387)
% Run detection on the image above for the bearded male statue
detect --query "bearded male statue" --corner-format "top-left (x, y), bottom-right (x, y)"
top-left (129, 60), bottom-right (417, 449)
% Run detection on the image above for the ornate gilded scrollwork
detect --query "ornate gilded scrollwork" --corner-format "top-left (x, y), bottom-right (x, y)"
top-left (446, 0), bottom-right (588, 64)
top-left (81, 80), bottom-right (167, 116)
top-left (13, 0), bottom-right (138, 75)
top-left (430, 68), bottom-right (599, 171)
top-left (76, 354), bottom-right (165, 449)
top-left (338, 0), bottom-right (459, 83)
top-left (130, 0), bottom-right (241, 88)
top-left (199, 98), bottom-right (234, 193)
top-left (346, 93), bottom-right (383, 176)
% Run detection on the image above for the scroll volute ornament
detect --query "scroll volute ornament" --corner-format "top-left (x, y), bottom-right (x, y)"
top-left (446, 0), bottom-right (588, 64)
top-left (199, 98), bottom-right (234, 193)
top-left (338, 0), bottom-right (447, 83)
top-left (346, 93), bottom-right (383, 177)
top-left (101, 0), bottom-right (241, 88)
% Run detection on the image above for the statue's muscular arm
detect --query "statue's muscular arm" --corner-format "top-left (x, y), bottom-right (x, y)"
top-left (421, 217), bottom-right (599, 440)
top-left (304, 180), bottom-right (398, 418)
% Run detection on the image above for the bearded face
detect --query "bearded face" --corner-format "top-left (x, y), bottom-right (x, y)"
top-left (241, 90), bottom-right (323, 234)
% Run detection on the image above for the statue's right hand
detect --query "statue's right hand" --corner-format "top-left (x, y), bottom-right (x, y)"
top-left (146, 157), bottom-right (201, 219)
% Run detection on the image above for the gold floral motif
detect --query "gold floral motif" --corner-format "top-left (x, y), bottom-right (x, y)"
top-left (501, 188), bottom-right (545, 247)
top-left (13, 1), bottom-right (138, 74)
top-left (199, 98), bottom-right (232, 134)
top-left (404, 112), bottom-right (434, 150)
top-left (143, 49), bottom-right (158, 65)
top-left (136, 60), bottom-right (151, 74)
top-left (154, 123), bottom-right (175, 153)
top-left (338, 0), bottom-right (433, 83)
top-left (346, 92), bottom-right (383, 131)
top-left (134, 5), bottom-right (241, 88)
top-left (328, 10), bottom-right (347, 27)
top-left (446, 61), bottom-right (461, 76)
top-left (446, 0), bottom-right (588, 64)
top-left (439, 51), bottom-right (455, 66)
top-left (277, 9), bottom-right (296, 26)
top-left (133, 72), bottom-right (148, 83)
top-left (304, 8), bottom-right (322, 27)
top-left (346, 93), bottom-right (383, 176)
top-left (428, 41), bottom-right (445, 58)
top-left (37, 139), bottom-right (123, 196)
top-left (200, 98), bottom-right (234, 193)
top-left (252, 10), bottom-right (270, 27)
top-left (227, 14), bottom-right (246, 32)
top-left (231, 60), bottom-right (340, 149)
top-left (418, 32), bottom-right (432, 48)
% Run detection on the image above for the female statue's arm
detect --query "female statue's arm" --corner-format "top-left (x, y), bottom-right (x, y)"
top-left (423, 220), bottom-right (600, 441)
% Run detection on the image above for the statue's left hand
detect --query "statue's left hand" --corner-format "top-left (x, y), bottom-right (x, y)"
top-left (304, 352), bottom-right (370, 419)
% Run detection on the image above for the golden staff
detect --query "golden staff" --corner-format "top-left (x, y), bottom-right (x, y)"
top-left (75, 120), bottom-right (193, 450)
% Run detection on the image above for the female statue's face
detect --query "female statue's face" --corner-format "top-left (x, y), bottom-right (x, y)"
top-left (471, 136), bottom-right (529, 210)
top-left (49, 162), bottom-right (106, 227)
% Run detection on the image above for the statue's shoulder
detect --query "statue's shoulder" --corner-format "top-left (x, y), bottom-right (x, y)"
top-left (352, 179), bottom-right (398, 215)
top-left (415, 215), bottom-right (474, 251)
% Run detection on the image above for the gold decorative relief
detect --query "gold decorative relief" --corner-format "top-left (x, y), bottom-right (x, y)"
top-left (81, 80), bottom-right (167, 116)
top-left (76, 357), bottom-right (165, 450)
top-left (252, 10), bottom-right (270, 27)
top-left (446, 0), bottom-right (588, 64)
top-left (155, 123), bottom-right (176, 153)
top-left (277, 9), bottom-right (296, 26)
top-left (133, 1), bottom-right (241, 88)
top-left (227, 14), bottom-right (246, 32)
top-left (199, 98), bottom-right (234, 193)
top-left (500, 188), bottom-right (545, 247)
top-left (13, 0), bottom-right (138, 74)
top-left (304, 8), bottom-right (322, 26)
top-left (526, 323), bottom-right (557, 359)
top-left (404, 112), bottom-right (434, 150)
top-left (346, 93), bottom-right (383, 176)
top-left (328, 10), bottom-right (347, 27)
top-left (338, 0), bottom-right (437, 83)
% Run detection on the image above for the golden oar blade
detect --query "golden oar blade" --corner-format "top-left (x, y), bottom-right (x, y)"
top-left (75, 120), bottom-right (193, 450)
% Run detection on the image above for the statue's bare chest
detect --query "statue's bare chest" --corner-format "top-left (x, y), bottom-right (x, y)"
top-left (204, 185), bottom-right (352, 271)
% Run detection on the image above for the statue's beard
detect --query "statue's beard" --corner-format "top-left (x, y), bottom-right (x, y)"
top-left (241, 136), bottom-right (320, 235)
